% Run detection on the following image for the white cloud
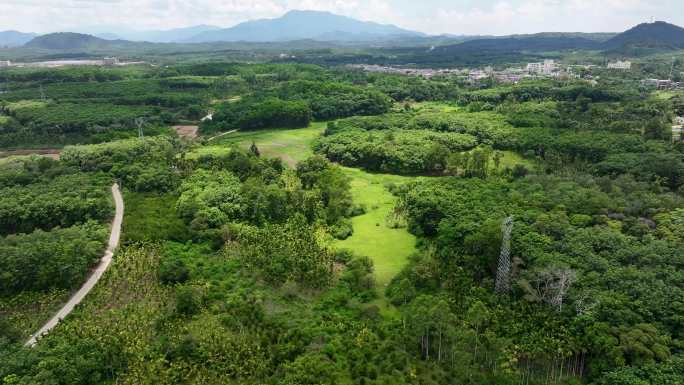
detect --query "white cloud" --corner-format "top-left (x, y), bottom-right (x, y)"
top-left (411, 0), bottom-right (668, 35)
top-left (0, 0), bottom-right (681, 35)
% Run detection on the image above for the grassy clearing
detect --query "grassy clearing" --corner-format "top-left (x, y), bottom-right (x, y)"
top-left (654, 90), bottom-right (681, 100)
top-left (190, 122), bottom-right (326, 166)
top-left (5, 100), bottom-right (47, 112)
top-left (191, 123), bottom-right (420, 289)
top-left (336, 167), bottom-right (419, 288)
top-left (497, 150), bottom-right (535, 169)
top-left (122, 192), bottom-right (191, 244)
top-left (411, 101), bottom-right (461, 113)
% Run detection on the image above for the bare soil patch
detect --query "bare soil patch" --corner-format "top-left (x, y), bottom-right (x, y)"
top-left (173, 125), bottom-right (199, 139)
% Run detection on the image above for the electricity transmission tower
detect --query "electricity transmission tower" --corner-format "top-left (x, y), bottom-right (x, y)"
top-left (495, 216), bottom-right (514, 294)
top-left (135, 117), bottom-right (145, 139)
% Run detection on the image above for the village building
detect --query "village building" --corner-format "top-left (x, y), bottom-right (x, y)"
top-left (672, 117), bottom-right (684, 143)
top-left (103, 57), bottom-right (119, 66)
top-left (607, 60), bottom-right (632, 70)
top-left (527, 60), bottom-right (556, 75)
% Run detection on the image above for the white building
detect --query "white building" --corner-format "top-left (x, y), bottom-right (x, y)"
top-left (526, 60), bottom-right (556, 75)
top-left (526, 62), bottom-right (543, 74)
top-left (673, 125), bottom-right (683, 142)
top-left (0, 60), bottom-right (11, 67)
top-left (103, 57), bottom-right (119, 66)
top-left (542, 60), bottom-right (556, 74)
top-left (607, 60), bottom-right (632, 70)
top-left (642, 79), bottom-right (673, 90)
top-left (672, 117), bottom-right (684, 143)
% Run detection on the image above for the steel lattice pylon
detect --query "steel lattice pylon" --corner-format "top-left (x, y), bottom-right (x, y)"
top-left (495, 216), bottom-right (514, 294)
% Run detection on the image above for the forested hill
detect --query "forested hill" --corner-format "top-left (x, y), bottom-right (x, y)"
top-left (432, 35), bottom-right (603, 54)
top-left (0, 30), bottom-right (37, 48)
top-left (24, 33), bottom-right (130, 50)
top-left (603, 21), bottom-right (684, 50)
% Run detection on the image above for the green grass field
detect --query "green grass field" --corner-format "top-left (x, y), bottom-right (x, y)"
top-left (335, 168), bottom-right (419, 287)
top-left (497, 149), bottom-right (535, 169)
top-left (654, 90), bottom-right (681, 100)
top-left (208, 122), bottom-right (327, 166)
top-left (122, 192), bottom-right (191, 244)
top-left (191, 123), bottom-right (419, 289)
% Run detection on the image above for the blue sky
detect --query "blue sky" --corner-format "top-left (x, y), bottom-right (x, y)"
top-left (1, 0), bottom-right (682, 35)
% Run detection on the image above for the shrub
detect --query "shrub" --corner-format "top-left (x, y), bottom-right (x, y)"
top-left (175, 287), bottom-right (199, 316)
top-left (159, 258), bottom-right (190, 285)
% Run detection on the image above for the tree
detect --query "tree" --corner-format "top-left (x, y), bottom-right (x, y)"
top-left (175, 286), bottom-right (199, 316)
top-left (493, 151), bottom-right (504, 171)
top-left (446, 152), bottom-right (464, 176)
top-left (519, 265), bottom-right (577, 312)
top-left (159, 258), bottom-right (190, 285)
top-left (249, 142), bottom-right (261, 157)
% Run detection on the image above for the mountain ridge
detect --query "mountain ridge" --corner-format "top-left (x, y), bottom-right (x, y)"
top-left (0, 30), bottom-right (38, 48)
top-left (603, 21), bottom-right (684, 50)
top-left (187, 10), bottom-right (424, 43)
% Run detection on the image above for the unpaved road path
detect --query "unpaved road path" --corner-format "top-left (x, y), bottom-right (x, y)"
top-left (0, 149), bottom-right (61, 160)
top-left (25, 183), bottom-right (124, 347)
top-left (207, 129), bottom-right (238, 142)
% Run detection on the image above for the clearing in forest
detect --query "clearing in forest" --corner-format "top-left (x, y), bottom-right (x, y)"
top-left (335, 167), bottom-right (419, 287)
top-left (203, 122), bottom-right (326, 166)
top-left (197, 123), bottom-right (419, 287)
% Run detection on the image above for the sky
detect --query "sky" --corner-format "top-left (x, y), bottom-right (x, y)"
top-left (1, 0), bottom-right (683, 36)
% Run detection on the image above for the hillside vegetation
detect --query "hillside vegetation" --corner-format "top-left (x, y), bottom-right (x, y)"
top-left (1, 60), bottom-right (684, 385)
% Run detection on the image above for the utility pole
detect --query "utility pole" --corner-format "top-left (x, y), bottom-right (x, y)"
top-left (39, 84), bottom-right (46, 101)
top-left (495, 216), bottom-right (514, 294)
top-left (135, 117), bottom-right (145, 139)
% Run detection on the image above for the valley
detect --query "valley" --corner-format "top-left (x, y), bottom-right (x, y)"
top-left (1, 9), bottom-right (684, 385)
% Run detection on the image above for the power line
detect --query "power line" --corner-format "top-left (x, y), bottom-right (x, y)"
top-left (135, 117), bottom-right (145, 139)
top-left (495, 216), bottom-right (514, 294)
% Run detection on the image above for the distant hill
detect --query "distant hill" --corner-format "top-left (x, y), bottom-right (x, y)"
top-left (0, 30), bottom-right (37, 48)
top-left (24, 32), bottom-right (128, 50)
top-left (431, 34), bottom-right (603, 55)
top-left (603, 21), bottom-right (684, 50)
top-left (188, 10), bottom-right (424, 43)
top-left (91, 25), bottom-right (221, 43)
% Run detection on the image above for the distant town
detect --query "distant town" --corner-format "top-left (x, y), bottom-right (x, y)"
top-left (349, 60), bottom-right (684, 90)
top-left (0, 57), bottom-right (144, 68)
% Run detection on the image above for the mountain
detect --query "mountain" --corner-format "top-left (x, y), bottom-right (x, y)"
top-left (0, 30), bottom-right (37, 48)
top-left (188, 10), bottom-right (424, 43)
top-left (431, 34), bottom-right (603, 55)
top-left (90, 25), bottom-right (221, 43)
top-left (603, 21), bottom-right (684, 50)
top-left (24, 32), bottom-right (127, 50)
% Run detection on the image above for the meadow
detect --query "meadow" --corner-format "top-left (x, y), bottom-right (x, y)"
top-left (190, 123), bottom-right (420, 288)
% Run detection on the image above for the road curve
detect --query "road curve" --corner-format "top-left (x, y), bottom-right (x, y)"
top-left (25, 183), bottom-right (124, 347)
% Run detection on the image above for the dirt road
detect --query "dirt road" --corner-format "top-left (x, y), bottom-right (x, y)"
top-left (0, 149), bottom-right (61, 160)
top-left (207, 129), bottom-right (238, 142)
top-left (25, 183), bottom-right (125, 347)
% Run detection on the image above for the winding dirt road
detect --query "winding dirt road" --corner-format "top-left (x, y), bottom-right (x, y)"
top-left (25, 183), bottom-right (124, 347)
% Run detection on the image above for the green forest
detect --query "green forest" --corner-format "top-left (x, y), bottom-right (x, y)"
top-left (1, 55), bottom-right (684, 385)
